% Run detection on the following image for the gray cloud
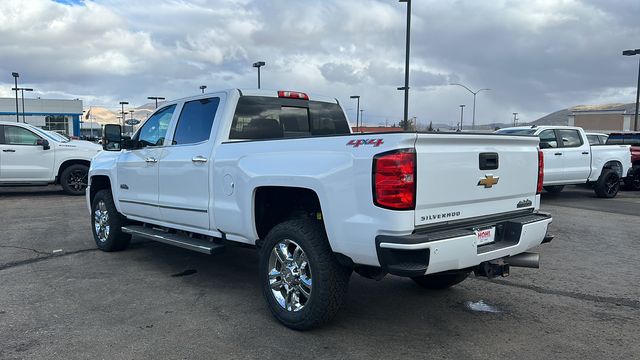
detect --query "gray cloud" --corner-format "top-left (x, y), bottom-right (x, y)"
top-left (0, 0), bottom-right (638, 123)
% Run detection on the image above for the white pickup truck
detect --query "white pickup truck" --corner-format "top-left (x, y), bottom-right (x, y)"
top-left (0, 121), bottom-right (102, 195)
top-left (497, 126), bottom-right (632, 198)
top-left (87, 89), bottom-right (553, 329)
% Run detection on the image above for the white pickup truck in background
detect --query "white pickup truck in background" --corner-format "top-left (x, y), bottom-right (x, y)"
top-left (88, 89), bottom-right (553, 329)
top-left (497, 125), bottom-right (632, 198)
top-left (0, 121), bottom-right (102, 195)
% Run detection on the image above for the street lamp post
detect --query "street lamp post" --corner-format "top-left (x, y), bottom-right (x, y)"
top-left (350, 95), bottom-right (360, 132)
top-left (12, 87), bottom-right (34, 123)
top-left (147, 96), bottom-right (165, 109)
top-left (459, 105), bottom-right (466, 131)
top-left (200, 85), bottom-right (207, 94)
top-left (360, 109), bottom-right (364, 130)
top-left (399, 0), bottom-right (411, 131)
top-left (252, 61), bottom-right (266, 89)
top-left (129, 109), bottom-right (135, 136)
top-left (513, 112), bottom-right (519, 126)
top-left (119, 101), bottom-right (129, 131)
top-left (623, 49), bottom-right (640, 131)
top-left (450, 83), bottom-right (490, 130)
top-left (11, 72), bottom-right (19, 122)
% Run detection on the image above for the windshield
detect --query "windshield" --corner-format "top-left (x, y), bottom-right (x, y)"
top-left (495, 129), bottom-right (536, 135)
top-left (47, 131), bottom-right (70, 143)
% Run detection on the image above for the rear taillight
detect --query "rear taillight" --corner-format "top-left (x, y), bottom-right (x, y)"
top-left (537, 149), bottom-right (544, 194)
top-left (278, 90), bottom-right (309, 100)
top-left (373, 149), bottom-right (416, 210)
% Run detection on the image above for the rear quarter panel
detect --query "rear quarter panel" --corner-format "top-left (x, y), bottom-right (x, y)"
top-left (213, 133), bottom-right (418, 266)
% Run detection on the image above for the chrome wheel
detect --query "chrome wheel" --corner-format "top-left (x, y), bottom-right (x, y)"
top-left (93, 200), bottom-right (110, 243)
top-left (268, 239), bottom-right (312, 312)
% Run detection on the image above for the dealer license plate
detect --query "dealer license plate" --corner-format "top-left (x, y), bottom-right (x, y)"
top-left (475, 227), bottom-right (496, 246)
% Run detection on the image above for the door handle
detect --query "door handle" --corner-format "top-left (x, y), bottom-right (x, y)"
top-left (554, 152), bottom-right (562, 156)
top-left (192, 156), bottom-right (208, 163)
top-left (582, 151), bottom-right (589, 155)
top-left (2, 149), bottom-right (16, 152)
top-left (144, 157), bottom-right (158, 163)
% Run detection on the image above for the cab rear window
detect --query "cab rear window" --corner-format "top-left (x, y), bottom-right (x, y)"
top-left (229, 96), bottom-right (350, 140)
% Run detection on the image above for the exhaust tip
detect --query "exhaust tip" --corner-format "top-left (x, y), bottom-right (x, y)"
top-left (506, 252), bottom-right (540, 269)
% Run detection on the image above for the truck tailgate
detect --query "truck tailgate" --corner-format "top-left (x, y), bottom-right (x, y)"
top-left (414, 134), bottom-right (540, 227)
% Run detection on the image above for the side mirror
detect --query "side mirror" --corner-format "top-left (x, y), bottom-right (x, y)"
top-left (103, 124), bottom-right (122, 151)
top-left (36, 138), bottom-right (50, 150)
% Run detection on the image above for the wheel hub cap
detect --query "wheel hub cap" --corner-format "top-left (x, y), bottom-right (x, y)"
top-left (93, 200), bottom-right (110, 243)
top-left (268, 239), bottom-right (312, 312)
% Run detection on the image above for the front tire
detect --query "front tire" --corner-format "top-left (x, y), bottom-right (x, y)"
top-left (259, 219), bottom-right (351, 330)
top-left (411, 270), bottom-right (470, 290)
top-left (91, 189), bottom-right (131, 251)
top-left (60, 164), bottom-right (89, 195)
top-left (594, 169), bottom-right (620, 198)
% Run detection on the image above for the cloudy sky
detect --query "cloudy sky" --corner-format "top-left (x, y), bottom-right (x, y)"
top-left (1, 0), bottom-right (639, 127)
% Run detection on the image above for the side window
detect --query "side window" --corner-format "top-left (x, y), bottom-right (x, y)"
top-left (3, 126), bottom-right (41, 145)
top-left (136, 105), bottom-right (176, 147)
top-left (538, 130), bottom-right (558, 148)
top-left (558, 129), bottom-right (583, 148)
top-left (172, 98), bottom-right (220, 145)
top-left (586, 135), bottom-right (600, 145)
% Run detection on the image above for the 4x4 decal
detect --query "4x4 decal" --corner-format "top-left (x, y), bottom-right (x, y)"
top-left (346, 139), bottom-right (384, 148)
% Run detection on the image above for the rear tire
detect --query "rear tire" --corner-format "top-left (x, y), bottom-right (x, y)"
top-left (411, 270), bottom-right (470, 290)
top-left (60, 164), bottom-right (89, 195)
top-left (91, 189), bottom-right (131, 251)
top-left (259, 219), bottom-right (351, 330)
top-left (594, 169), bottom-right (620, 198)
top-left (543, 185), bottom-right (564, 194)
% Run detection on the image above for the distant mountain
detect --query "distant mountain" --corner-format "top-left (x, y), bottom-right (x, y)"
top-left (531, 108), bottom-right (570, 126)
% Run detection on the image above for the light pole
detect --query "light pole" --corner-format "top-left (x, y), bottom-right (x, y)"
top-left (360, 109), bottom-right (364, 130)
top-left (147, 96), bottom-right (165, 109)
top-left (350, 95), bottom-right (360, 132)
top-left (623, 49), bottom-right (640, 131)
top-left (459, 105), bottom-right (466, 131)
top-left (513, 112), bottom-right (519, 126)
top-left (200, 85), bottom-right (207, 94)
top-left (252, 61), bottom-right (266, 89)
top-left (119, 101), bottom-right (128, 130)
top-left (129, 109), bottom-right (135, 135)
top-left (450, 83), bottom-right (490, 130)
top-left (399, 0), bottom-right (412, 131)
top-left (11, 72), bottom-right (19, 122)
top-left (12, 87), bottom-right (33, 123)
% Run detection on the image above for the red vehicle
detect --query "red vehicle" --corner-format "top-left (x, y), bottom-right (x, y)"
top-left (607, 132), bottom-right (640, 190)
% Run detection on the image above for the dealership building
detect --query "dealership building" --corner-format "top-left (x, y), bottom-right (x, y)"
top-left (0, 97), bottom-right (83, 136)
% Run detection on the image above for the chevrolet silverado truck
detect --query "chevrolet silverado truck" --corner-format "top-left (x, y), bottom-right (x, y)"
top-left (0, 121), bottom-right (102, 195)
top-left (497, 126), bottom-right (632, 198)
top-left (87, 89), bottom-right (553, 329)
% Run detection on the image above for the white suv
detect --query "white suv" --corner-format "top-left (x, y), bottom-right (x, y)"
top-left (0, 121), bottom-right (102, 195)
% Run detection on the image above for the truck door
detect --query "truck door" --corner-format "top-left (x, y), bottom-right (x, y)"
top-left (117, 105), bottom-right (176, 221)
top-left (557, 129), bottom-right (591, 182)
top-left (539, 129), bottom-right (564, 183)
top-left (158, 96), bottom-right (221, 230)
top-left (0, 125), bottom-right (54, 182)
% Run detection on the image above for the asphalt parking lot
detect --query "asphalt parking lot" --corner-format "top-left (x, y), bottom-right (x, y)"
top-left (1, 185), bottom-right (639, 360)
